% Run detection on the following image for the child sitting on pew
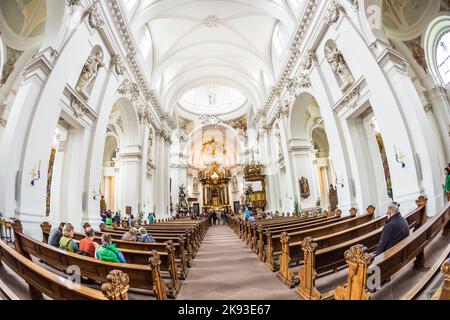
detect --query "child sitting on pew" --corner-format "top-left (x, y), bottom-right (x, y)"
top-left (96, 233), bottom-right (126, 263)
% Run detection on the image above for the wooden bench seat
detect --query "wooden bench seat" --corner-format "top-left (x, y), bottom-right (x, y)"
top-left (41, 223), bottom-right (189, 284)
top-left (334, 201), bottom-right (450, 300)
top-left (250, 213), bottom-right (341, 253)
top-left (101, 224), bottom-right (198, 260)
top-left (13, 220), bottom-right (167, 300)
top-left (294, 198), bottom-right (427, 300)
top-left (277, 209), bottom-right (382, 287)
top-left (264, 210), bottom-right (372, 271)
top-left (0, 235), bottom-right (132, 300)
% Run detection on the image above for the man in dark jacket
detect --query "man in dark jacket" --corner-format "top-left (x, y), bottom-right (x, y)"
top-left (374, 202), bottom-right (409, 256)
top-left (48, 222), bottom-right (65, 248)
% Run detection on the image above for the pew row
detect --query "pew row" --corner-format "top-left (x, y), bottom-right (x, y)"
top-left (334, 201), bottom-right (450, 300)
top-left (0, 240), bottom-right (129, 300)
top-left (295, 197), bottom-right (428, 300)
top-left (13, 220), bottom-right (167, 300)
top-left (265, 209), bottom-right (371, 271)
top-left (41, 224), bottom-right (183, 296)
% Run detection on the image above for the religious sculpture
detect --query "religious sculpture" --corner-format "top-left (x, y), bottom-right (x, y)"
top-left (76, 49), bottom-right (104, 96)
top-left (178, 184), bottom-right (188, 214)
top-left (232, 175), bottom-right (238, 193)
top-left (329, 184), bottom-right (338, 212)
top-left (325, 45), bottom-right (353, 91)
top-left (300, 177), bottom-right (310, 199)
top-left (410, 41), bottom-right (428, 72)
top-left (193, 177), bottom-right (199, 194)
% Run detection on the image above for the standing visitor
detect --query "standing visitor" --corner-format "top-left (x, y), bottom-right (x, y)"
top-left (445, 167), bottom-right (450, 201)
top-left (113, 212), bottom-right (121, 225)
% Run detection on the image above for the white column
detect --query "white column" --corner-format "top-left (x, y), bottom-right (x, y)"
top-left (117, 145), bottom-right (142, 216)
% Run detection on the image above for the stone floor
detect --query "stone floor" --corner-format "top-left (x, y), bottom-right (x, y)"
top-left (177, 225), bottom-right (297, 300)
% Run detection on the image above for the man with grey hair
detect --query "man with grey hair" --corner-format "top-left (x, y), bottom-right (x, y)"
top-left (137, 227), bottom-right (156, 243)
top-left (373, 201), bottom-right (409, 256)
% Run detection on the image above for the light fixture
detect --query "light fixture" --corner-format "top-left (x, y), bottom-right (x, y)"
top-left (30, 160), bottom-right (41, 186)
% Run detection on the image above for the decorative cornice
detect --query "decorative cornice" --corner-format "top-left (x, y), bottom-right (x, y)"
top-left (324, 0), bottom-right (342, 25)
top-left (252, 0), bottom-right (319, 128)
top-left (88, 0), bottom-right (105, 30)
top-left (108, 0), bottom-right (165, 123)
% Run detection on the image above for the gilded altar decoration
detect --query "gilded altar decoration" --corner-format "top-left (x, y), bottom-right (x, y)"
top-left (46, 148), bottom-right (56, 216)
top-left (199, 161), bottom-right (231, 209)
top-left (243, 162), bottom-right (263, 180)
top-left (300, 177), bottom-right (310, 199)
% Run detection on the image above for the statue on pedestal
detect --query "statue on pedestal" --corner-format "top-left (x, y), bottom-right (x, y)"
top-left (178, 184), bottom-right (188, 215)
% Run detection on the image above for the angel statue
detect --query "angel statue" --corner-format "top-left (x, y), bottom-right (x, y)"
top-left (76, 49), bottom-right (105, 95)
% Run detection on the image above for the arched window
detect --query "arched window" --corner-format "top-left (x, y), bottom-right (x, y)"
top-left (436, 31), bottom-right (450, 85)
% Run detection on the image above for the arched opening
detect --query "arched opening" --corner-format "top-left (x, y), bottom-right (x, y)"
top-left (101, 135), bottom-right (119, 213)
top-left (100, 97), bottom-right (142, 217)
top-left (289, 92), bottom-right (331, 210)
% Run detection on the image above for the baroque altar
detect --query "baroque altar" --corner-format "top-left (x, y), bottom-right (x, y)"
top-left (199, 161), bottom-right (231, 210)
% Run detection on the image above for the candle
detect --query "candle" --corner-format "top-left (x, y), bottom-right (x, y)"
top-left (38, 160), bottom-right (41, 171)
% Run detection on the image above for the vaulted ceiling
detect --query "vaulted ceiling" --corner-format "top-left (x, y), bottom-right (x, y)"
top-left (124, 0), bottom-right (306, 117)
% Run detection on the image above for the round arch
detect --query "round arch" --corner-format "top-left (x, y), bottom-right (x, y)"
top-left (423, 14), bottom-right (450, 86)
top-left (111, 97), bottom-right (141, 147)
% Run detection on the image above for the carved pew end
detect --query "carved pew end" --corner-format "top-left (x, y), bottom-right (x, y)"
top-left (101, 270), bottom-right (130, 300)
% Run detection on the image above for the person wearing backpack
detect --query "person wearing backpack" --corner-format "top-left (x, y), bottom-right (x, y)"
top-left (96, 233), bottom-right (126, 263)
top-left (59, 223), bottom-right (79, 253)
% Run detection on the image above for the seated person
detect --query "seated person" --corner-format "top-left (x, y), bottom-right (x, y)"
top-left (373, 202), bottom-right (409, 256)
top-left (137, 227), bottom-right (156, 243)
top-left (79, 226), bottom-right (98, 258)
top-left (121, 227), bottom-right (139, 241)
top-left (48, 222), bottom-right (65, 248)
top-left (248, 214), bottom-right (256, 222)
top-left (59, 223), bottom-right (79, 253)
top-left (96, 233), bottom-right (126, 263)
top-left (113, 212), bottom-right (121, 225)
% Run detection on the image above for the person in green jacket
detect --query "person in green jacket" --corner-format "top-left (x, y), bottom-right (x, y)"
top-left (59, 223), bottom-right (79, 253)
top-left (445, 168), bottom-right (450, 200)
top-left (96, 233), bottom-right (126, 263)
top-left (148, 212), bottom-right (155, 224)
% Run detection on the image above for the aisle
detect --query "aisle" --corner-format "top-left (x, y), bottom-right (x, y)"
top-left (177, 224), bottom-right (297, 300)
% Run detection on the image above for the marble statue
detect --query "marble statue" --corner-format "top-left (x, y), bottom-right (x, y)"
top-left (76, 50), bottom-right (104, 95)
top-left (325, 45), bottom-right (353, 91)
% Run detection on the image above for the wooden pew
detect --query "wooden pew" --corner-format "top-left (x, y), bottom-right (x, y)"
top-left (107, 223), bottom-right (201, 258)
top-left (13, 220), bottom-right (167, 300)
top-left (250, 211), bottom-right (336, 253)
top-left (277, 207), bottom-right (381, 287)
top-left (401, 245), bottom-right (450, 300)
top-left (41, 223), bottom-right (187, 289)
top-left (0, 240), bottom-right (130, 300)
top-left (334, 201), bottom-right (450, 300)
top-left (258, 211), bottom-right (345, 263)
top-left (265, 209), bottom-right (372, 271)
top-left (295, 197), bottom-right (428, 300)
top-left (101, 224), bottom-right (197, 260)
